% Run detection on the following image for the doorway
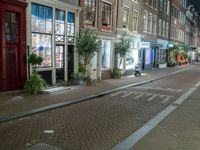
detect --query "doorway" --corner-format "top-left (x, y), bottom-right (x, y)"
top-left (0, 2), bottom-right (26, 91)
top-left (55, 45), bottom-right (64, 82)
top-left (68, 45), bottom-right (74, 80)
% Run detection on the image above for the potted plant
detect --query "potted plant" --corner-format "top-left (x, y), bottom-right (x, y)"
top-left (24, 53), bottom-right (46, 95)
top-left (75, 29), bottom-right (101, 84)
top-left (114, 33), bottom-right (130, 77)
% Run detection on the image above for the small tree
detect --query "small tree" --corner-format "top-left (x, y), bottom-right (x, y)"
top-left (76, 29), bottom-right (101, 76)
top-left (115, 34), bottom-right (130, 69)
top-left (24, 53), bottom-right (46, 95)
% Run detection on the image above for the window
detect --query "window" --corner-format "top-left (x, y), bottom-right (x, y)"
top-left (153, 0), bottom-right (157, 9)
top-left (159, 0), bottom-right (163, 10)
top-left (102, 40), bottom-right (111, 68)
top-left (149, 0), bottom-right (153, 6)
top-left (132, 11), bottom-right (139, 31)
top-left (162, 20), bottom-right (165, 36)
top-left (67, 12), bottom-right (75, 43)
top-left (166, 22), bottom-right (169, 37)
top-left (147, 13), bottom-right (152, 33)
top-left (31, 3), bottom-right (53, 33)
top-left (31, 3), bottom-right (53, 67)
top-left (159, 19), bottom-right (162, 35)
top-left (102, 2), bottom-right (112, 27)
top-left (123, 7), bottom-right (129, 29)
top-left (143, 11), bottom-right (148, 32)
top-left (55, 46), bottom-right (64, 68)
top-left (55, 9), bottom-right (65, 42)
top-left (32, 34), bottom-right (52, 67)
top-left (152, 15), bottom-right (157, 34)
top-left (84, 0), bottom-right (96, 26)
top-left (5, 12), bottom-right (19, 42)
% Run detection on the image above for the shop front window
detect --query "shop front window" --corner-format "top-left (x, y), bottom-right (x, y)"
top-left (102, 40), bottom-right (111, 68)
top-left (55, 46), bottom-right (64, 68)
top-left (67, 12), bottom-right (75, 44)
top-left (32, 33), bottom-right (52, 67)
top-left (31, 3), bottom-right (53, 67)
top-left (55, 9), bottom-right (65, 42)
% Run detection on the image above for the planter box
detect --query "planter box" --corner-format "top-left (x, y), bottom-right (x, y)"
top-left (159, 63), bottom-right (167, 68)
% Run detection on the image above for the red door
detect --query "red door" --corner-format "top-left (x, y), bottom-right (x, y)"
top-left (0, 1), bottom-right (27, 91)
top-left (4, 11), bottom-right (21, 90)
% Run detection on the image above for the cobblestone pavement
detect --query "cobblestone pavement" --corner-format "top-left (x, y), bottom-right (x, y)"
top-left (0, 65), bottom-right (191, 116)
top-left (1, 66), bottom-right (200, 150)
top-left (130, 87), bottom-right (200, 150)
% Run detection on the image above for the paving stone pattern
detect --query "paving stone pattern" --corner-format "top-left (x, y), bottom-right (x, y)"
top-left (0, 86), bottom-right (181, 150)
top-left (131, 88), bottom-right (200, 150)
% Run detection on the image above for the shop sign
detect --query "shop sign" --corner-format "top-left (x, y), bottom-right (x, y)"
top-left (140, 42), bottom-right (150, 48)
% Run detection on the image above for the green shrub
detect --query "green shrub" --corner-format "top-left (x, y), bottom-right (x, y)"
top-left (24, 73), bottom-right (46, 95)
top-left (24, 53), bottom-right (46, 95)
top-left (73, 72), bottom-right (90, 80)
top-left (167, 61), bottom-right (176, 67)
top-left (79, 63), bottom-right (86, 74)
top-left (111, 67), bottom-right (121, 78)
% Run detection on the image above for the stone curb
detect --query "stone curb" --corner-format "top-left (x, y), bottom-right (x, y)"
top-left (0, 67), bottom-right (191, 123)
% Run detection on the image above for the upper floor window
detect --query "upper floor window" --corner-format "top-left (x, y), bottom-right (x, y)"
top-left (123, 7), bottom-right (129, 29)
top-left (132, 0), bottom-right (138, 3)
top-left (102, 2), bottom-right (112, 27)
top-left (147, 13), bottom-right (152, 33)
top-left (152, 15), bottom-right (157, 34)
top-left (84, 0), bottom-right (96, 26)
top-left (132, 11), bottom-right (139, 31)
top-left (67, 12), bottom-right (75, 43)
top-left (143, 11), bottom-right (148, 32)
top-left (32, 3), bottom-right (53, 33)
top-left (55, 9), bottom-right (65, 42)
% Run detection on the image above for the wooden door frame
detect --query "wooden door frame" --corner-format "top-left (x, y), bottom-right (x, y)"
top-left (0, 1), bottom-right (27, 91)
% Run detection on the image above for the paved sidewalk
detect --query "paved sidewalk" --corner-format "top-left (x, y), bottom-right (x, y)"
top-left (130, 84), bottom-right (200, 150)
top-left (0, 65), bottom-right (192, 117)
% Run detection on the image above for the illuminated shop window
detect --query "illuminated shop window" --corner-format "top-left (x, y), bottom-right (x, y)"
top-left (31, 3), bottom-right (53, 67)
top-left (102, 40), bottom-right (111, 68)
top-left (55, 9), bottom-right (65, 42)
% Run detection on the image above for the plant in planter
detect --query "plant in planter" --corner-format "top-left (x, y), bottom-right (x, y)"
top-left (167, 61), bottom-right (176, 67)
top-left (111, 67), bottom-right (121, 79)
top-left (76, 29), bottom-right (101, 83)
top-left (72, 63), bottom-right (90, 85)
top-left (115, 34), bottom-right (130, 69)
top-left (114, 33), bottom-right (130, 77)
top-left (24, 53), bottom-right (46, 95)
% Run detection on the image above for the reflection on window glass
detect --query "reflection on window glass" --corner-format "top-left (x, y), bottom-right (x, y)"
top-left (102, 2), bottom-right (111, 26)
top-left (55, 10), bottom-right (65, 35)
top-left (67, 12), bottom-right (75, 43)
top-left (123, 7), bottom-right (129, 29)
top-left (32, 33), bottom-right (52, 67)
top-left (56, 46), bottom-right (64, 68)
top-left (5, 11), bottom-right (18, 41)
top-left (31, 3), bottom-right (53, 33)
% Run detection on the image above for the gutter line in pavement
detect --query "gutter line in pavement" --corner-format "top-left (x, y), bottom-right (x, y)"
top-left (0, 67), bottom-right (192, 123)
